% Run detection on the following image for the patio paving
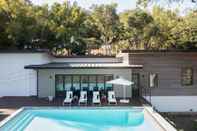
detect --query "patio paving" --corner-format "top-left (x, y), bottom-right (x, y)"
top-left (0, 96), bottom-right (143, 122)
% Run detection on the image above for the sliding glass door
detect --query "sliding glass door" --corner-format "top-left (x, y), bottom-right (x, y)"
top-left (55, 74), bottom-right (113, 97)
top-left (55, 75), bottom-right (65, 97)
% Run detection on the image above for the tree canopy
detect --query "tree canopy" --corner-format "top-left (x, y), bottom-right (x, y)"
top-left (0, 0), bottom-right (197, 55)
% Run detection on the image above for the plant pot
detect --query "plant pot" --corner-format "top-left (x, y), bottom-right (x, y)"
top-left (48, 96), bottom-right (53, 102)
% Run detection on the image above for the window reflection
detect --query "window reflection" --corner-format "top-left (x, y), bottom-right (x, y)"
top-left (64, 75), bottom-right (72, 91)
top-left (97, 75), bottom-right (105, 91)
top-left (55, 75), bottom-right (64, 91)
top-left (73, 75), bottom-right (80, 91)
top-left (105, 75), bottom-right (113, 90)
top-left (81, 75), bottom-right (89, 91)
top-left (55, 74), bottom-right (114, 94)
top-left (89, 75), bottom-right (97, 91)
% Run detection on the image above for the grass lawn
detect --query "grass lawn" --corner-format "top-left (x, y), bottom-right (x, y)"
top-left (162, 113), bottom-right (197, 131)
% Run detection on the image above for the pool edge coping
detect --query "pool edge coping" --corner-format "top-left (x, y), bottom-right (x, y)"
top-left (144, 106), bottom-right (177, 131)
top-left (0, 107), bottom-right (24, 128)
top-left (0, 106), bottom-right (177, 131)
top-left (0, 106), bottom-right (144, 128)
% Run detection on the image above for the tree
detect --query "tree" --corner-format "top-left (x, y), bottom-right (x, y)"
top-left (0, 0), bottom-right (196, 55)
top-left (120, 9), bottom-right (163, 50)
top-left (137, 0), bottom-right (197, 8)
top-left (48, 1), bottom-right (88, 55)
top-left (171, 10), bottom-right (197, 49)
top-left (0, 0), bottom-right (36, 49)
top-left (89, 4), bottom-right (123, 55)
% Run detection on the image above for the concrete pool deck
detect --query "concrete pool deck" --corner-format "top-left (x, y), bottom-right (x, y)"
top-left (0, 97), bottom-right (178, 131)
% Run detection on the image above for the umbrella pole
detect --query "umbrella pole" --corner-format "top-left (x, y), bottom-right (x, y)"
top-left (124, 85), bottom-right (126, 100)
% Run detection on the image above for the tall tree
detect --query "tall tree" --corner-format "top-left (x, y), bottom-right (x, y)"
top-left (48, 1), bottom-right (88, 55)
top-left (171, 10), bottom-right (197, 49)
top-left (89, 4), bottom-right (123, 55)
top-left (0, 0), bottom-right (36, 49)
top-left (120, 9), bottom-right (163, 50)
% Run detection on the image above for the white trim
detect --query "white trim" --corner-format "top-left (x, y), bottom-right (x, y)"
top-left (144, 106), bottom-right (177, 131)
top-left (0, 108), bottom-right (24, 128)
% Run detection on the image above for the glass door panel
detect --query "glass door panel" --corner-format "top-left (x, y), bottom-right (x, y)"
top-left (89, 75), bottom-right (97, 91)
top-left (105, 75), bottom-right (113, 91)
top-left (64, 75), bottom-right (72, 91)
top-left (55, 75), bottom-right (64, 97)
top-left (81, 75), bottom-right (89, 91)
top-left (73, 75), bottom-right (80, 91)
top-left (97, 75), bottom-right (105, 91)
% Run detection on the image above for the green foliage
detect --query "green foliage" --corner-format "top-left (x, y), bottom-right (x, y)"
top-left (89, 4), bottom-right (123, 55)
top-left (0, 0), bottom-right (197, 55)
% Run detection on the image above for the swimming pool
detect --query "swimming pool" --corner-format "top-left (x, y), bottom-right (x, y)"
top-left (0, 107), bottom-right (176, 131)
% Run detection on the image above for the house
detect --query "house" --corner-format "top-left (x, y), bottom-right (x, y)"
top-left (125, 50), bottom-right (197, 112)
top-left (1, 50), bottom-right (197, 112)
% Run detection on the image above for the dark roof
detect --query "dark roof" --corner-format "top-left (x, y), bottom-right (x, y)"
top-left (25, 62), bottom-right (143, 69)
top-left (122, 49), bottom-right (197, 53)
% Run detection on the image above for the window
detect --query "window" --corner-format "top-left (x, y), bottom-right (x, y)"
top-left (149, 73), bottom-right (158, 88)
top-left (55, 74), bottom-right (113, 95)
top-left (55, 75), bottom-right (64, 91)
top-left (73, 75), bottom-right (80, 90)
top-left (81, 75), bottom-right (89, 90)
top-left (132, 73), bottom-right (140, 89)
top-left (182, 67), bottom-right (193, 86)
top-left (64, 75), bottom-right (72, 91)
top-left (97, 75), bottom-right (105, 90)
top-left (89, 75), bottom-right (97, 91)
top-left (105, 75), bottom-right (113, 90)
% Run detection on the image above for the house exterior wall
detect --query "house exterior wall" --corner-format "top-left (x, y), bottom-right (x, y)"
top-left (128, 52), bottom-right (197, 112)
top-left (0, 53), bottom-right (51, 97)
top-left (144, 96), bottom-right (197, 112)
top-left (37, 68), bottom-right (132, 98)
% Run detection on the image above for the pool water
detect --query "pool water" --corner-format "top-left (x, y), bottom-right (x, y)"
top-left (0, 107), bottom-right (162, 131)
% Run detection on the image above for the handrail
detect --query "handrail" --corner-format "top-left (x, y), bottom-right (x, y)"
top-left (141, 87), bottom-right (152, 106)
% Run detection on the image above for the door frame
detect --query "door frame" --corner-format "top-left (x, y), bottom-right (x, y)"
top-left (132, 73), bottom-right (140, 98)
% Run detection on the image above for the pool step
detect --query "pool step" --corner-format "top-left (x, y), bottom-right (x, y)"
top-left (16, 114), bottom-right (35, 131)
top-left (9, 113), bottom-right (33, 131)
top-left (2, 111), bottom-right (29, 130)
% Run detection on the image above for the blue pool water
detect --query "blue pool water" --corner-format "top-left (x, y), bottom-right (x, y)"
top-left (0, 107), bottom-right (161, 131)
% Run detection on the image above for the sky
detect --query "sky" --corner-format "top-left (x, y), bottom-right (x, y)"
top-left (31, 0), bottom-right (137, 12)
top-left (31, 0), bottom-right (196, 14)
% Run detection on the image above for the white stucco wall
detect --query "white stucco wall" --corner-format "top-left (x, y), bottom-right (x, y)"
top-left (144, 96), bottom-right (197, 112)
top-left (0, 53), bottom-right (51, 97)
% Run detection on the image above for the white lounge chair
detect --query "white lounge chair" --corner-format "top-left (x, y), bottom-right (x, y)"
top-left (63, 91), bottom-right (73, 106)
top-left (108, 91), bottom-right (117, 105)
top-left (79, 91), bottom-right (87, 105)
top-left (93, 91), bottom-right (100, 105)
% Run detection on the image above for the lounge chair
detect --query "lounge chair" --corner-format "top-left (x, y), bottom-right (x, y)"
top-left (93, 91), bottom-right (100, 105)
top-left (79, 91), bottom-right (87, 105)
top-left (63, 91), bottom-right (73, 106)
top-left (108, 91), bottom-right (117, 105)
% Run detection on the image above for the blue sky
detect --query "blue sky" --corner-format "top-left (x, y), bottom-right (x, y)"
top-left (31, 0), bottom-right (196, 13)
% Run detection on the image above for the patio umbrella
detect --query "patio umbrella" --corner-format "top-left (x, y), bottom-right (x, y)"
top-left (107, 77), bottom-right (134, 102)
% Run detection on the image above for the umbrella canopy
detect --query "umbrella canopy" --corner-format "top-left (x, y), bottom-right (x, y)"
top-left (107, 77), bottom-right (134, 103)
top-left (107, 77), bottom-right (134, 86)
